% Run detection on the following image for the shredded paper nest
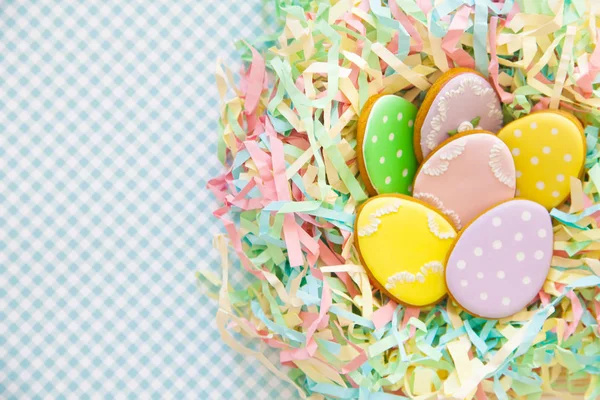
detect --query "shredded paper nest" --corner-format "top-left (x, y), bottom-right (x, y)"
top-left (204, 0), bottom-right (600, 398)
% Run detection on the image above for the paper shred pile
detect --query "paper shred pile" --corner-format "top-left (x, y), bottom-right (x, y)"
top-left (205, 0), bottom-right (600, 398)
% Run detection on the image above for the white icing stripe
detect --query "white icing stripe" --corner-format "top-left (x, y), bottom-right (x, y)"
top-left (488, 100), bottom-right (503, 120)
top-left (357, 221), bottom-right (380, 237)
top-left (385, 261), bottom-right (444, 289)
top-left (413, 192), bottom-right (462, 229)
top-left (427, 114), bottom-right (444, 150)
top-left (427, 213), bottom-right (456, 239)
top-left (422, 160), bottom-right (449, 176)
top-left (489, 142), bottom-right (516, 189)
top-left (438, 139), bottom-right (467, 161)
top-left (357, 199), bottom-right (402, 237)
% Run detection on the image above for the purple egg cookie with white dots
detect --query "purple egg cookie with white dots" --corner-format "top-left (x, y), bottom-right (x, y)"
top-left (446, 199), bottom-right (553, 319)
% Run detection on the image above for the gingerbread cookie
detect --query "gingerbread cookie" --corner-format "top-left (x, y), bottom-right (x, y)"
top-left (497, 111), bottom-right (585, 210)
top-left (413, 131), bottom-right (516, 229)
top-left (414, 68), bottom-right (503, 161)
top-left (357, 95), bottom-right (418, 196)
top-left (445, 199), bottom-right (553, 319)
top-left (355, 194), bottom-right (456, 307)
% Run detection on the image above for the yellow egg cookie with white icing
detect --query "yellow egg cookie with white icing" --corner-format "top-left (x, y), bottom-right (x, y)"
top-left (355, 194), bottom-right (456, 306)
top-left (497, 111), bottom-right (585, 210)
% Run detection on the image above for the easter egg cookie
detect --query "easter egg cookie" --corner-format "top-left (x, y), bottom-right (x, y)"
top-left (446, 199), bottom-right (553, 319)
top-left (357, 95), bottom-right (418, 196)
top-left (355, 194), bottom-right (456, 306)
top-left (497, 111), bottom-right (585, 210)
top-left (413, 131), bottom-right (516, 229)
top-left (414, 68), bottom-right (503, 161)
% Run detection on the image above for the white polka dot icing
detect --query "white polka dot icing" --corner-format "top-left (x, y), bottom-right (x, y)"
top-left (515, 232), bottom-right (523, 241)
top-left (446, 199), bottom-right (553, 318)
top-left (359, 95), bottom-right (419, 195)
top-left (536, 181), bottom-right (545, 190)
top-left (413, 133), bottom-right (516, 230)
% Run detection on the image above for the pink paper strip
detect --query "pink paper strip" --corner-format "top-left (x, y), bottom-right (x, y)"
top-left (442, 5), bottom-right (475, 68)
top-left (532, 97), bottom-right (550, 111)
top-left (244, 141), bottom-right (277, 199)
top-left (226, 179), bottom-right (265, 210)
top-left (401, 307), bottom-right (420, 337)
top-left (318, 240), bottom-right (344, 265)
top-left (300, 311), bottom-right (330, 331)
top-left (243, 45), bottom-right (266, 115)
top-left (297, 224), bottom-right (320, 256)
top-left (270, 136), bottom-right (291, 201)
top-left (283, 214), bottom-right (304, 267)
top-left (594, 288), bottom-right (600, 330)
top-left (333, 322), bottom-right (368, 374)
top-left (306, 280), bottom-right (332, 343)
top-left (576, 29), bottom-right (600, 97)
top-left (372, 300), bottom-right (397, 330)
top-left (475, 382), bottom-right (488, 400)
top-left (317, 240), bottom-right (360, 298)
top-left (207, 173), bottom-right (230, 203)
top-left (417, 0), bottom-right (433, 14)
top-left (538, 290), bottom-right (551, 306)
top-left (488, 17), bottom-right (514, 104)
top-left (389, 0), bottom-right (423, 53)
top-left (504, 0), bottom-right (520, 24)
top-left (279, 339), bottom-right (319, 363)
top-left (214, 208), bottom-right (266, 280)
top-left (564, 290), bottom-right (583, 339)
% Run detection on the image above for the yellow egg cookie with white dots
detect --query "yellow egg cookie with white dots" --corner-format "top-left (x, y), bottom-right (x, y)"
top-left (497, 111), bottom-right (585, 210)
top-left (355, 194), bottom-right (456, 306)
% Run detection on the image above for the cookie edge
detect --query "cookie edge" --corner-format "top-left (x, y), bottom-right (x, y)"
top-left (357, 94), bottom-right (386, 196)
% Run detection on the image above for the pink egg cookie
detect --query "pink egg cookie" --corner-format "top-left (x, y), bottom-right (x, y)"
top-left (445, 199), bottom-right (553, 319)
top-left (414, 68), bottom-right (503, 161)
top-left (413, 132), bottom-right (516, 230)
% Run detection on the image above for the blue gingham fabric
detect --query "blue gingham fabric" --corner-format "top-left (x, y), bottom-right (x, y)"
top-left (1, 1), bottom-right (296, 398)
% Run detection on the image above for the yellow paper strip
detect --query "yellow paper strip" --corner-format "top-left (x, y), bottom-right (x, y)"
top-left (550, 26), bottom-right (576, 109)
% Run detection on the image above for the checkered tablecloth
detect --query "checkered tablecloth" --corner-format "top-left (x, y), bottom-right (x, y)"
top-left (1, 1), bottom-right (296, 398)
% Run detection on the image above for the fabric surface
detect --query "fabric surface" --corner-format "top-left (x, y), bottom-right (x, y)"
top-left (1, 1), bottom-right (295, 398)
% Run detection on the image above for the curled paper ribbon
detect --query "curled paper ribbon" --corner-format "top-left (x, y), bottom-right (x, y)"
top-left (206, 0), bottom-right (600, 399)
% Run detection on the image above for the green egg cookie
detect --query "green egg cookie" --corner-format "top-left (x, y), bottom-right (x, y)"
top-left (357, 94), bottom-right (418, 196)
